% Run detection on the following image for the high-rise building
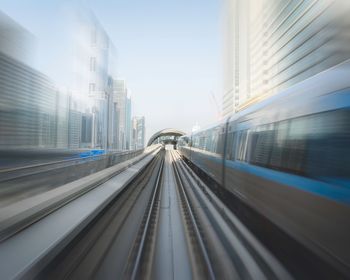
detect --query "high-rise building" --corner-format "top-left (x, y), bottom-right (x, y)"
top-left (125, 97), bottom-right (132, 150)
top-left (72, 11), bottom-right (117, 149)
top-left (0, 10), bottom-right (124, 151)
top-left (223, 0), bottom-right (250, 117)
top-left (55, 90), bottom-right (70, 149)
top-left (0, 12), bottom-right (58, 149)
top-left (68, 109), bottom-right (82, 149)
top-left (106, 76), bottom-right (116, 149)
top-left (113, 79), bottom-right (127, 150)
top-left (81, 113), bottom-right (92, 146)
top-left (223, 0), bottom-right (350, 117)
top-left (131, 116), bottom-right (145, 150)
top-left (111, 99), bottom-right (119, 150)
top-left (0, 10), bottom-right (35, 65)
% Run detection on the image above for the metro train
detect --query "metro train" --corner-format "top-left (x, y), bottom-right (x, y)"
top-left (177, 61), bottom-right (350, 274)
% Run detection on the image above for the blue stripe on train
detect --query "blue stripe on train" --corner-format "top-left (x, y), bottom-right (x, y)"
top-left (224, 159), bottom-right (350, 205)
top-left (190, 151), bottom-right (350, 205)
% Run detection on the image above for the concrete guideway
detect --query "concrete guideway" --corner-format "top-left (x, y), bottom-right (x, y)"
top-left (0, 146), bottom-right (292, 279)
top-left (171, 150), bottom-right (292, 279)
top-left (128, 149), bottom-right (214, 279)
top-left (47, 149), bottom-right (166, 279)
top-left (0, 149), bottom-right (145, 208)
top-left (0, 146), bottom-right (160, 242)
top-left (0, 146), bottom-right (162, 280)
top-left (152, 150), bottom-right (192, 279)
top-left (126, 149), bottom-right (291, 279)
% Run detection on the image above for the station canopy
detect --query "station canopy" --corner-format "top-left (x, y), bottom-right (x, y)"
top-left (147, 128), bottom-right (186, 146)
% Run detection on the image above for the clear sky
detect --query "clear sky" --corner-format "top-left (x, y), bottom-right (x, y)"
top-left (0, 0), bottom-right (223, 141)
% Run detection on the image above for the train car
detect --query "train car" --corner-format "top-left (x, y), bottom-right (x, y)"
top-left (177, 60), bottom-right (350, 274)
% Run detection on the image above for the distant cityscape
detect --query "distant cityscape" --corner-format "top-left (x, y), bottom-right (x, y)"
top-left (5, 0), bottom-right (350, 151)
top-left (0, 10), bottom-right (145, 151)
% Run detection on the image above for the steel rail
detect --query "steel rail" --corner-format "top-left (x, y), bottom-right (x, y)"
top-left (130, 155), bottom-right (164, 280)
top-left (174, 150), bottom-right (293, 280)
top-left (170, 150), bottom-right (216, 280)
top-left (42, 151), bottom-right (163, 280)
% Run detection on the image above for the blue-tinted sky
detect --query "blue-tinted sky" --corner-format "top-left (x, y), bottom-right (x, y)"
top-left (0, 0), bottom-right (222, 140)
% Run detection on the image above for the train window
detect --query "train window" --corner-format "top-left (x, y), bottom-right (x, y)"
top-left (250, 125), bottom-right (275, 166)
top-left (246, 130), bottom-right (259, 162)
top-left (231, 132), bottom-right (237, 159)
top-left (199, 134), bottom-right (205, 150)
top-left (236, 130), bottom-right (248, 161)
top-left (188, 137), bottom-right (192, 147)
top-left (216, 132), bottom-right (225, 155)
top-left (225, 132), bottom-right (234, 160)
top-left (211, 128), bottom-right (219, 153)
top-left (193, 135), bottom-right (199, 148)
top-left (245, 109), bottom-right (350, 185)
top-left (303, 109), bottom-right (350, 181)
top-left (282, 118), bottom-right (307, 174)
top-left (289, 117), bottom-right (309, 140)
top-left (204, 131), bottom-right (211, 151)
top-left (269, 120), bottom-right (289, 169)
top-left (245, 130), bottom-right (256, 162)
top-left (208, 127), bottom-right (219, 153)
top-left (249, 120), bottom-right (307, 174)
top-left (180, 136), bottom-right (190, 147)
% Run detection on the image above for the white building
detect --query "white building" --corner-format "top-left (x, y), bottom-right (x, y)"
top-left (72, 10), bottom-right (117, 149)
top-left (125, 97), bottom-right (132, 150)
top-left (223, 0), bottom-right (350, 117)
top-left (131, 116), bottom-right (145, 150)
top-left (113, 79), bottom-right (128, 150)
top-left (223, 0), bottom-right (250, 117)
top-left (0, 12), bottom-right (58, 149)
top-left (0, 10), bottom-right (35, 66)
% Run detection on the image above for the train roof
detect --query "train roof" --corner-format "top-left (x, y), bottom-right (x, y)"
top-left (226, 58), bottom-right (350, 124)
top-left (189, 58), bottom-right (350, 137)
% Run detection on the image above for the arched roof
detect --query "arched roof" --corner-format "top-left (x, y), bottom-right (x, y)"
top-left (147, 128), bottom-right (186, 146)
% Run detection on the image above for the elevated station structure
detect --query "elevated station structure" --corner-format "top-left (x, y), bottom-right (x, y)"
top-left (147, 128), bottom-right (186, 146)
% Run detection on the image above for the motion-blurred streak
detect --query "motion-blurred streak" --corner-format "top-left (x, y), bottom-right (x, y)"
top-left (0, 9), bottom-right (143, 171)
top-left (223, 0), bottom-right (350, 116)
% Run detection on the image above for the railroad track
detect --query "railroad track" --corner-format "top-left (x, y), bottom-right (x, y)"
top-left (126, 149), bottom-right (216, 279)
top-left (171, 150), bottom-right (215, 280)
top-left (31, 148), bottom-right (292, 280)
top-left (170, 150), bottom-right (292, 279)
top-left (125, 149), bottom-right (291, 279)
top-left (41, 150), bottom-right (165, 279)
top-left (125, 151), bottom-right (164, 279)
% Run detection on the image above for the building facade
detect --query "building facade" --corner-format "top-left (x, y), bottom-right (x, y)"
top-left (223, 0), bottom-right (250, 117)
top-left (72, 11), bottom-right (117, 149)
top-left (113, 79), bottom-right (127, 150)
top-left (0, 10), bottom-right (138, 152)
top-left (131, 116), bottom-right (145, 150)
top-left (0, 12), bottom-right (58, 149)
top-left (125, 97), bottom-right (132, 150)
top-left (223, 0), bottom-right (350, 117)
top-left (0, 10), bottom-right (35, 65)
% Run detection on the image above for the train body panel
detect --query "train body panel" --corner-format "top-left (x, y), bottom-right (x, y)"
top-left (177, 60), bottom-right (350, 272)
top-left (188, 148), bottom-right (223, 186)
top-left (223, 160), bottom-right (350, 268)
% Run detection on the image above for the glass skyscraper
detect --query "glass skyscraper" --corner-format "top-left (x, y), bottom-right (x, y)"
top-left (223, 0), bottom-right (350, 117)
